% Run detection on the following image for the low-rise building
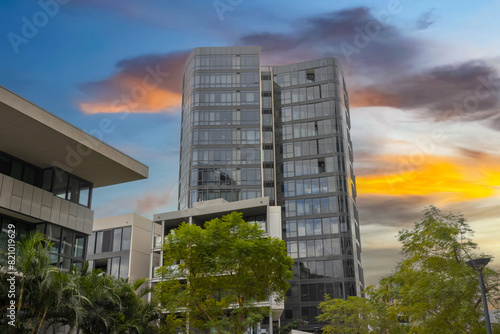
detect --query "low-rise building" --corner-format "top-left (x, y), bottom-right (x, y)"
top-left (87, 213), bottom-right (158, 281)
top-left (149, 197), bottom-right (283, 333)
top-left (0, 85), bottom-right (148, 267)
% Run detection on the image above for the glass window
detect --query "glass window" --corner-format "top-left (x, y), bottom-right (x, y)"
top-left (296, 180), bottom-right (304, 196)
top-left (304, 199), bottom-right (312, 215)
top-left (325, 260), bottom-right (334, 278)
top-left (61, 230), bottom-right (74, 257)
top-left (102, 230), bottom-right (112, 253)
top-left (333, 260), bottom-right (343, 278)
top-left (303, 179), bottom-right (311, 194)
top-left (331, 217), bottom-right (339, 233)
top-left (305, 220), bottom-right (314, 236)
top-left (53, 171), bottom-right (68, 199)
top-left (36, 223), bottom-right (46, 234)
top-left (74, 235), bottom-right (85, 259)
top-left (61, 257), bottom-right (71, 270)
top-left (311, 178), bottom-right (319, 194)
top-left (287, 241), bottom-right (298, 259)
top-left (308, 261), bottom-right (317, 279)
top-left (301, 285), bottom-right (309, 302)
top-left (23, 166), bottom-right (37, 185)
top-left (42, 169), bottom-right (53, 191)
top-left (48, 224), bottom-right (61, 239)
top-left (313, 198), bottom-right (321, 215)
top-left (79, 181), bottom-right (91, 207)
top-left (87, 232), bottom-right (96, 255)
top-left (314, 219), bottom-right (322, 235)
top-left (321, 197), bottom-right (329, 214)
top-left (329, 196), bottom-right (339, 212)
top-left (68, 177), bottom-right (79, 203)
top-left (316, 261), bottom-right (325, 278)
top-left (307, 240), bottom-right (315, 257)
top-left (11, 160), bottom-right (23, 180)
top-left (332, 238), bottom-right (341, 255)
top-left (296, 200), bottom-right (304, 216)
top-left (324, 238), bottom-right (332, 256)
top-left (0, 154), bottom-right (10, 175)
top-left (95, 231), bottom-right (103, 253)
top-left (298, 241), bottom-right (307, 258)
top-left (111, 257), bottom-right (120, 278)
top-left (122, 226), bottom-right (131, 251)
top-left (334, 283), bottom-right (344, 299)
top-left (119, 256), bottom-right (129, 279)
top-left (287, 221), bottom-right (297, 238)
top-left (309, 283), bottom-right (317, 302)
top-left (315, 240), bottom-right (323, 257)
top-left (113, 228), bottom-right (122, 252)
top-left (298, 220), bottom-right (306, 237)
top-left (322, 218), bottom-right (331, 235)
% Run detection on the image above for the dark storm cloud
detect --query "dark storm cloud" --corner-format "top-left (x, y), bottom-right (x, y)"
top-left (351, 60), bottom-right (500, 126)
top-left (240, 7), bottom-right (500, 130)
top-left (239, 32), bottom-right (298, 53)
top-left (239, 7), bottom-right (425, 78)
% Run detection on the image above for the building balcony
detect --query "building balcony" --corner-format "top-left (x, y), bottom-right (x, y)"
top-left (0, 173), bottom-right (93, 234)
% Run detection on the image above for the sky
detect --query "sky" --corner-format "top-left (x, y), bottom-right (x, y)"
top-left (1, 0), bottom-right (499, 286)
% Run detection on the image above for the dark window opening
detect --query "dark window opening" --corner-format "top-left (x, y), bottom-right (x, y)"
top-left (306, 70), bottom-right (315, 82)
top-left (42, 168), bottom-right (93, 208)
top-left (318, 159), bottom-right (325, 173)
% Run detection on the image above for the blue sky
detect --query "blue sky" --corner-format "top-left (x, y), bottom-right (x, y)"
top-left (1, 0), bottom-right (500, 285)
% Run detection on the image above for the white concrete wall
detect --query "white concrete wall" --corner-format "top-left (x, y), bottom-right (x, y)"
top-left (93, 213), bottom-right (160, 281)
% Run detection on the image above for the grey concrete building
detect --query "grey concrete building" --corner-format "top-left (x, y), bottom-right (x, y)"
top-left (177, 47), bottom-right (363, 330)
top-left (0, 85), bottom-right (148, 269)
top-left (87, 213), bottom-right (158, 282)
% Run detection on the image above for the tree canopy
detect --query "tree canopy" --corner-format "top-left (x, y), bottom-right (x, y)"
top-left (318, 206), bottom-right (500, 334)
top-left (0, 231), bottom-right (160, 333)
top-left (154, 211), bottom-right (294, 334)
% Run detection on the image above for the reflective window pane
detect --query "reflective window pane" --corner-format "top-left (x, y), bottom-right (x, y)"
top-left (113, 228), bottom-right (122, 252)
top-left (122, 226), bottom-right (131, 251)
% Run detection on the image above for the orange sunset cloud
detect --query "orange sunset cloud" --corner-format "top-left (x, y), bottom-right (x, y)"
top-left (80, 76), bottom-right (182, 114)
top-left (356, 153), bottom-right (500, 202)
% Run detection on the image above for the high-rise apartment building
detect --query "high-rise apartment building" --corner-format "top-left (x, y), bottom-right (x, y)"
top-left (178, 47), bottom-right (363, 329)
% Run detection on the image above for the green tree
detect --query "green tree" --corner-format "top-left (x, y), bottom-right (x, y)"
top-left (155, 211), bottom-right (293, 334)
top-left (276, 319), bottom-right (302, 334)
top-left (375, 206), bottom-right (500, 333)
top-left (317, 292), bottom-right (406, 334)
top-left (0, 232), bottom-right (85, 333)
top-left (77, 265), bottom-right (160, 334)
top-left (317, 295), bottom-right (375, 334)
top-left (317, 206), bottom-right (500, 334)
top-left (0, 232), bottom-right (160, 334)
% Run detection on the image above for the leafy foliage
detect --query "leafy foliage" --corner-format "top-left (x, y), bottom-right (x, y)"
top-left (0, 232), bottom-right (160, 333)
top-left (276, 319), bottom-right (302, 334)
top-left (317, 206), bottom-right (500, 334)
top-left (155, 211), bottom-right (293, 334)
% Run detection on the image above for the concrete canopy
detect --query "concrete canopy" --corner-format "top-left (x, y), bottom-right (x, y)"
top-left (0, 86), bottom-right (148, 188)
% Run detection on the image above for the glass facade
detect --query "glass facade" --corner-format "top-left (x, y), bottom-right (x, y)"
top-left (87, 226), bottom-right (132, 279)
top-left (1, 151), bottom-right (93, 208)
top-left (178, 47), bottom-right (363, 330)
top-left (178, 47), bottom-right (263, 210)
top-left (273, 60), bottom-right (362, 327)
